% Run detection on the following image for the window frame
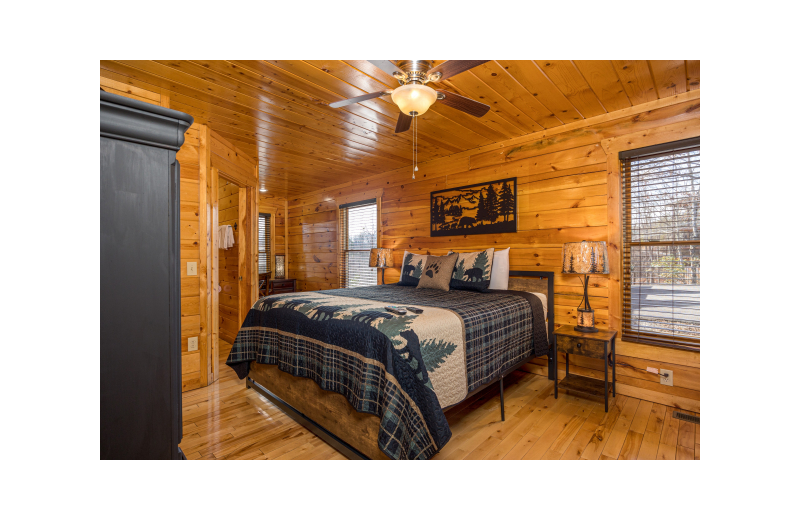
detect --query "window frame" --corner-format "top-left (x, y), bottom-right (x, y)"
top-left (338, 198), bottom-right (380, 289)
top-left (620, 137), bottom-right (700, 351)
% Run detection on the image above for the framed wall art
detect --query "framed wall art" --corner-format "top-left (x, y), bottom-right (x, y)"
top-left (430, 177), bottom-right (517, 237)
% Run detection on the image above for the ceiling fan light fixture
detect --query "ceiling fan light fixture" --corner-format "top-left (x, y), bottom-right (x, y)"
top-left (391, 84), bottom-right (437, 116)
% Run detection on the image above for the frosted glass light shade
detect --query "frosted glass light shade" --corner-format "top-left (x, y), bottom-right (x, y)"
top-left (391, 84), bottom-right (437, 116)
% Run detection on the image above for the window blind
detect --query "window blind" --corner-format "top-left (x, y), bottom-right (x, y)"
top-left (338, 199), bottom-right (378, 288)
top-left (621, 138), bottom-right (700, 350)
top-left (258, 213), bottom-right (271, 275)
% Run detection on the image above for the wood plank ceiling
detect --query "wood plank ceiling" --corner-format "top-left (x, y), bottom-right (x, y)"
top-left (100, 60), bottom-right (700, 199)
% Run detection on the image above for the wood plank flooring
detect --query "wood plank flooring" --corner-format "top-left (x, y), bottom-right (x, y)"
top-left (179, 340), bottom-right (699, 460)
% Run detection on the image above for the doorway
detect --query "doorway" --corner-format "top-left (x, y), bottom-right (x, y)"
top-left (206, 166), bottom-right (258, 384)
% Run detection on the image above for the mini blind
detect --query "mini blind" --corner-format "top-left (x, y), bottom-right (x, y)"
top-left (338, 199), bottom-right (378, 288)
top-left (621, 138), bottom-right (699, 349)
top-left (258, 213), bottom-right (271, 275)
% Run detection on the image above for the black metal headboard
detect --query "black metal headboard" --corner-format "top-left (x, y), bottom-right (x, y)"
top-left (508, 270), bottom-right (555, 344)
top-left (509, 270), bottom-right (555, 380)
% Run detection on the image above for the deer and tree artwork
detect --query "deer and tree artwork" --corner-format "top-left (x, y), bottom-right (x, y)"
top-left (430, 178), bottom-right (517, 237)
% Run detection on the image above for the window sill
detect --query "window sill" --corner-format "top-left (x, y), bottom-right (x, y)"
top-left (622, 335), bottom-right (699, 352)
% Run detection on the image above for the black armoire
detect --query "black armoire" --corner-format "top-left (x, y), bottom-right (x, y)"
top-left (100, 91), bottom-right (193, 459)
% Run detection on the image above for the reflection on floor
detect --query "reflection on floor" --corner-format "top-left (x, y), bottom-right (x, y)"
top-left (179, 340), bottom-right (699, 460)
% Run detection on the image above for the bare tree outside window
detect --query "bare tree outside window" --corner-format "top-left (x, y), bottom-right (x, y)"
top-left (622, 139), bottom-right (700, 349)
top-left (339, 201), bottom-right (378, 288)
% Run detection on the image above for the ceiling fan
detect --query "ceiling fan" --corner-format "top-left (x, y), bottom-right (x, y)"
top-left (329, 60), bottom-right (491, 133)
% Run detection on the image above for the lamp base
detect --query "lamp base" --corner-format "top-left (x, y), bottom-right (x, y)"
top-left (575, 307), bottom-right (598, 333)
top-left (574, 325), bottom-right (600, 333)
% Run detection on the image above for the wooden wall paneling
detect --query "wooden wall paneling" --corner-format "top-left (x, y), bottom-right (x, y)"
top-left (103, 61), bottom-right (699, 199)
top-left (611, 61), bottom-right (658, 105)
top-left (571, 60), bottom-right (632, 114)
top-left (685, 61), bottom-right (700, 91)
top-left (533, 60), bottom-right (607, 119)
top-left (649, 60), bottom-right (688, 99)
top-left (285, 89), bottom-right (700, 411)
top-left (197, 125), bottom-right (210, 387)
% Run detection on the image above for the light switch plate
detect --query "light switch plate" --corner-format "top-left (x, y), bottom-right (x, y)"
top-left (187, 262), bottom-right (197, 276)
top-left (188, 337), bottom-right (198, 351)
top-left (660, 369), bottom-right (673, 386)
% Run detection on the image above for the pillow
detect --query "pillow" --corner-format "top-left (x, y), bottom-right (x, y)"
top-left (450, 248), bottom-right (495, 292)
top-left (397, 251), bottom-right (428, 286)
top-left (417, 253), bottom-right (459, 291)
top-left (488, 248), bottom-right (510, 290)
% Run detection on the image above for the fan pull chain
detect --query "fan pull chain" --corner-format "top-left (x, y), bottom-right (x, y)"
top-left (411, 115), bottom-right (416, 179)
top-left (411, 115), bottom-right (420, 179)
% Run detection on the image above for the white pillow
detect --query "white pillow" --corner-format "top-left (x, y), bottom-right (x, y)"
top-left (488, 247), bottom-right (510, 290)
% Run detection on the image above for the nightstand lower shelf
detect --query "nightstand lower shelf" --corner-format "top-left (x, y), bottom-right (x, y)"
top-left (557, 374), bottom-right (615, 407)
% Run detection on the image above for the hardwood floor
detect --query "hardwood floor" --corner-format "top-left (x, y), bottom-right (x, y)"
top-left (179, 340), bottom-right (699, 460)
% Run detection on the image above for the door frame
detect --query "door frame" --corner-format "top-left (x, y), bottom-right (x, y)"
top-left (203, 166), bottom-right (258, 384)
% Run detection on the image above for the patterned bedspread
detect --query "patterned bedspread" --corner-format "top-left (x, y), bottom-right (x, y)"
top-left (226, 284), bottom-right (548, 460)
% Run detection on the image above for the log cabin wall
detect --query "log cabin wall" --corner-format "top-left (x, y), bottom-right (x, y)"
top-left (100, 75), bottom-right (208, 392)
top-left (218, 178), bottom-right (240, 344)
top-left (287, 91), bottom-right (700, 412)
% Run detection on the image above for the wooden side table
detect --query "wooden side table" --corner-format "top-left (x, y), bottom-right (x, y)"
top-left (269, 278), bottom-right (296, 295)
top-left (554, 326), bottom-right (617, 412)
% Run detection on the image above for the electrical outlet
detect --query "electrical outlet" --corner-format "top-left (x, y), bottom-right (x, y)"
top-left (660, 369), bottom-right (673, 386)
top-left (188, 337), bottom-right (198, 351)
top-left (187, 262), bottom-right (197, 276)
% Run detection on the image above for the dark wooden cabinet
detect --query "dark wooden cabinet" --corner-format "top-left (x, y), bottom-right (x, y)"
top-left (269, 278), bottom-right (296, 295)
top-left (100, 91), bottom-right (193, 459)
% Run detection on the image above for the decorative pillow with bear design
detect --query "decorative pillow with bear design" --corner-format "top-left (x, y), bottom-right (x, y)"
top-left (450, 248), bottom-right (495, 292)
top-left (416, 253), bottom-right (459, 291)
top-left (397, 251), bottom-right (428, 286)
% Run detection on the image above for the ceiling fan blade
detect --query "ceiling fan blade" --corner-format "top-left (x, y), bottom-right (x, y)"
top-left (368, 60), bottom-right (403, 79)
top-left (329, 90), bottom-right (392, 108)
top-left (436, 90), bottom-right (491, 117)
top-left (428, 60), bottom-right (489, 82)
top-left (395, 113), bottom-right (412, 133)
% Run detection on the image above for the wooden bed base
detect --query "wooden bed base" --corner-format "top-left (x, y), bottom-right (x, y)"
top-left (246, 270), bottom-right (555, 460)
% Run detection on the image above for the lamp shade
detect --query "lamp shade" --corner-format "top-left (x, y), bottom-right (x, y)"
top-left (369, 248), bottom-right (394, 268)
top-left (274, 254), bottom-right (286, 279)
top-left (391, 84), bottom-right (437, 116)
top-left (562, 241), bottom-right (609, 274)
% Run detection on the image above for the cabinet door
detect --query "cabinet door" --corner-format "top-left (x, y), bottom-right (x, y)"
top-left (101, 138), bottom-right (174, 459)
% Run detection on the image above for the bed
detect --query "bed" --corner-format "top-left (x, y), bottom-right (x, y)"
top-left (226, 270), bottom-right (555, 460)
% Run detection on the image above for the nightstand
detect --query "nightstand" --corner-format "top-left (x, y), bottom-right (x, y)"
top-left (269, 278), bottom-right (296, 295)
top-left (554, 326), bottom-right (617, 412)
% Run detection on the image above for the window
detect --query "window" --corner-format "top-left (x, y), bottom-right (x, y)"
top-left (258, 213), bottom-right (271, 276)
top-left (621, 138), bottom-right (699, 350)
top-left (338, 199), bottom-right (378, 288)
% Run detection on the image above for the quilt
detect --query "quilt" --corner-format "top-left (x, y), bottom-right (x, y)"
top-left (226, 284), bottom-right (547, 460)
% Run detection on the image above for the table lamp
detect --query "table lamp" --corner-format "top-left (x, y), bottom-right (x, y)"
top-left (274, 254), bottom-right (286, 279)
top-left (562, 241), bottom-right (609, 333)
top-left (369, 248), bottom-right (394, 284)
